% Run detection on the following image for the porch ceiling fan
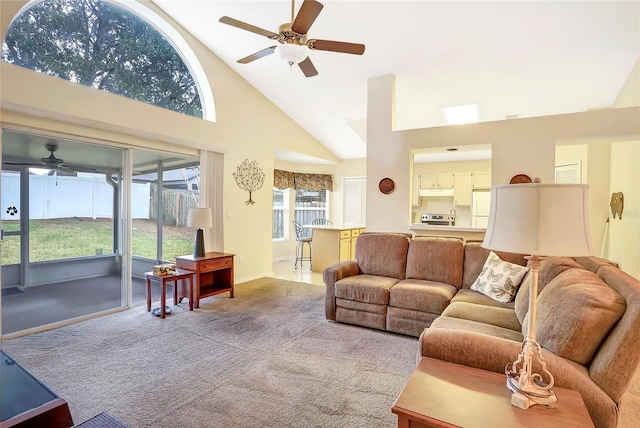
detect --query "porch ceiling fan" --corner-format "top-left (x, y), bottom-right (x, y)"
top-left (219, 0), bottom-right (365, 77)
top-left (2, 142), bottom-right (105, 175)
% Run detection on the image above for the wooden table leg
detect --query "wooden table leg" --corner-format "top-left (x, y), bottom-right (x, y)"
top-left (161, 281), bottom-right (166, 319)
top-left (146, 278), bottom-right (152, 312)
top-left (188, 276), bottom-right (193, 311)
top-left (173, 280), bottom-right (178, 306)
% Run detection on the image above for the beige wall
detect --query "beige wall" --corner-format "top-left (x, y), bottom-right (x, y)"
top-left (367, 74), bottom-right (640, 233)
top-left (609, 141), bottom-right (640, 278)
top-left (0, 0), bottom-right (338, 283)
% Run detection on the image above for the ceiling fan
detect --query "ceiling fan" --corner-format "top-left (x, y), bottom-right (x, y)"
top-left (219, 0), bottom-right (365, 77)
top-left (2, 142), bottom-right (105, 176)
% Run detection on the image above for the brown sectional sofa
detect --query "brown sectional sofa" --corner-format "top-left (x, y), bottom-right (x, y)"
top-left (322, 232), bottom-right (640, 428)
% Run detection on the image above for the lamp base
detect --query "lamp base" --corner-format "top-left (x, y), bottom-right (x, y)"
top-left (193, 228), bottom-right (205, 257)
top-left (507, 377), bottom-right (558, 409)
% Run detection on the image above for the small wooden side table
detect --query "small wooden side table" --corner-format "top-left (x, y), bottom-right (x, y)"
top-left (145, 269), bottom-right (195, 318)
top-left (392, 357), bottom-right (594, 428)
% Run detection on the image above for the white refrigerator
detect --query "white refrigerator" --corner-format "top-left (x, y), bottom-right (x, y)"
top-left (472, 190), bottom-right (491, 228)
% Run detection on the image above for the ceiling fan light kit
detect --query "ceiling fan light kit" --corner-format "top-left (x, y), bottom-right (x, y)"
top-left (219, 0), bottom-right (365, 77)
top-left (276, 43), bottom-right (307, 65)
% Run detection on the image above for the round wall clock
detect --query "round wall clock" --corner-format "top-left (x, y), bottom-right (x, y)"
top-left (379, 178), bottom-right (395, 194)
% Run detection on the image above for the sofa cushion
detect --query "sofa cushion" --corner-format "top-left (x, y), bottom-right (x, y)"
top-left (405, 237), bottom-right (464, 287)
top-left (389, 279), bottom-right (457, 314)
top-left (514, 257), bottom-right (585, 323)
top-left (334, 274), bottom-right (399, 305)
top-left (355, 233), bottom-right (410, 279)
top-left (430, 315), bottom-right (524, 342)
top-left (450, 289), bottom-right (515, 309)
top-left (441, 301), bottom-right (521, 331)
top-left (462, 241), bottom-right (528, 289)
top-left (524, 268), bottom-right (626, 366)
top-left (470, 251), bottom-right (529, 303)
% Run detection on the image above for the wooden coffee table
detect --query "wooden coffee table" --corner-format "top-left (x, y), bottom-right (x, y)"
top-left (392, 357), bottom-right (594, 428)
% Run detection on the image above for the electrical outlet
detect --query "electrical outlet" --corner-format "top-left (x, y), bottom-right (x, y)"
top-left (239, 255), bottom-right (244, 263)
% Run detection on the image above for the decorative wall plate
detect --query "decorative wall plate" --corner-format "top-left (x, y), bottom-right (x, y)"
top-left (378, 178), bottom-right (395, 194)
top-left (510, 174), bottom-right (532, 184)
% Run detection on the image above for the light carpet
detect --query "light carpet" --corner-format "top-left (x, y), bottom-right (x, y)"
top-left (2, 276), bottom-right (638, 427)
top-left (0, 278), bottom-right (418, 427)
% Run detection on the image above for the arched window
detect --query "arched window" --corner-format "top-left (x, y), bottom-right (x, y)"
top-left (2, 0), bottom-right (214, 120)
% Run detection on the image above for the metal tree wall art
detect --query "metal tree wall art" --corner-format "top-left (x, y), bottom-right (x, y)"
top-left (233, 159), bottom-right (265, 205)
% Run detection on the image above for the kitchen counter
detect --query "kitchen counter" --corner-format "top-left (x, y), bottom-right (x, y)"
top-left (409, 223), bottom-right (486, 241)
top-left (311, 225), bottom-right (365, 272)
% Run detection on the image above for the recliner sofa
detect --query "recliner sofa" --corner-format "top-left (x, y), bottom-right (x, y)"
top-left (322, 232), bottom-right (640, 428)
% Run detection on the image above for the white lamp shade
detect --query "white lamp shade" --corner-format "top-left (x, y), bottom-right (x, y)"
top-left (187, 207), bottom-right (212, 229)
top-left (276, 43), bottom-right (307, 65)
top-left (482, 183), bottom-right (593, 256)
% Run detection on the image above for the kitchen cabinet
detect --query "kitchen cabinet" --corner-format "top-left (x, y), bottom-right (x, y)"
top-left (420, 173), bottom-right (453, 189)
top-left (313, 226), bottom-right (365, 273)
top-left (472, 171), bottom-right (491, 189)
top-left (454, 172), bottom-right (472, 206)
top-left (413, 175), bottom-right (421, 206)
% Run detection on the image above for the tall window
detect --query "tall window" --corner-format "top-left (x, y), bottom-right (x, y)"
top-left (272, 188), bottom-right (289, 240)
top-left (294, 190), bottom-right (329, 238)
top-left (343, 177), bottom-right (366, 225)
top-left (2, 0), bottom-right (203, 117)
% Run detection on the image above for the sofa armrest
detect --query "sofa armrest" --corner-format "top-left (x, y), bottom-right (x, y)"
top-left (323, 261), bottom-right (360, 320)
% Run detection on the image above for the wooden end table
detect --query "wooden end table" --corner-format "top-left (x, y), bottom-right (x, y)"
top-left (175, 252), bottom-right (234, 308)
top-left (145, 269), bottom-right (195, 318)
top-left (392, 357), bottom-right (594, 428)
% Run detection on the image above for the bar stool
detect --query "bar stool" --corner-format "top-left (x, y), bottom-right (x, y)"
top-left (293, 220), bottom-right (312, 270)
top-left (145, 268), bottom-right (195, 318)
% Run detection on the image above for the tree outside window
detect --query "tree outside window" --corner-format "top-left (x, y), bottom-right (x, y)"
top-left (2, 0), bottom-right (202, 117)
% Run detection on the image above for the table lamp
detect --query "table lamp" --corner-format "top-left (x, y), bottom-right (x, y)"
top-left (187, 207), bottom-right (213, 257)
top-left (481, 181), bottom-right (592, 410)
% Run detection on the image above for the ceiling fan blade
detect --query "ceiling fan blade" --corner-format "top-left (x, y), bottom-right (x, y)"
top-left (291, 0), bottom-right (324, 34)
top-left (237, 46), bottom-right (277, 64)
top-left (219, 16), bottom-right (278, 38)
top-left (308, 39), bottom-right (365, 55)
top-left (298, 57), bottom-right (318, 77)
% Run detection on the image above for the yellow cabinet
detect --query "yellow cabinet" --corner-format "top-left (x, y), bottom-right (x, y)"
top-left (313, 227), bottom-right (364, 272)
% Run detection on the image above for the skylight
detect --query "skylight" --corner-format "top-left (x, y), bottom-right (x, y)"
top-left (442, 104), bottom-right (480, 125)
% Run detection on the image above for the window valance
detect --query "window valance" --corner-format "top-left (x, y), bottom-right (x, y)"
top-left (274, 169), bottom-right (333, 192)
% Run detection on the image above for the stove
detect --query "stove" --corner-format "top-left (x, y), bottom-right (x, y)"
top-left (421, 213), bottom-right (455, 226)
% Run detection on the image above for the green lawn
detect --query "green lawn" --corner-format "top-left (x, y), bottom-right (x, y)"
top-left (1, 218), bottom-right (192, 265)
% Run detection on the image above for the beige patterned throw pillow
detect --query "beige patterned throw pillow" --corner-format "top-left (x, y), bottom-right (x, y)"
top-left (471, 251), bottom-right (529, 303)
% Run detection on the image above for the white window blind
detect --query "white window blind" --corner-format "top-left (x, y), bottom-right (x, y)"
top-left (555, 162), bottom-right (581, 184)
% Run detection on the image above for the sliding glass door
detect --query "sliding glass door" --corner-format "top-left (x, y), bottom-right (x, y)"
top-left (1, 130), bottom-right (126, 335)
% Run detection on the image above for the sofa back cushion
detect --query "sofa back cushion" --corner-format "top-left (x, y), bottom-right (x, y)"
top-left (462, 241), bottom-right (527, 289)
top-left (514, 257), bottom-right (585, 323)
top-left (406, 237), bottom-right (464, 287)
top-left (355, 233), bottom-right (410, 279)
top-left (523, 268), bottom-right (626, 366)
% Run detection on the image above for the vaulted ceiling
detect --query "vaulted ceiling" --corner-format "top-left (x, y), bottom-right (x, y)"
top-left (154, 1), bottom-right (639, 163)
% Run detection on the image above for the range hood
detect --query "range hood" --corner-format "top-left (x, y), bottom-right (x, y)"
top-left (420, 188), bottom-right (454, 197)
